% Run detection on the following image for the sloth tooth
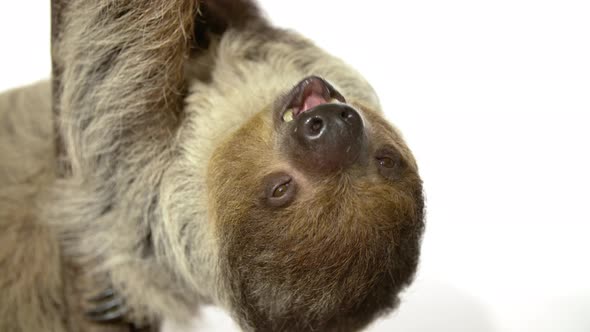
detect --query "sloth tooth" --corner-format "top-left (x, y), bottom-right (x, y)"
top-left (283, 110), bottom-right (294, 122)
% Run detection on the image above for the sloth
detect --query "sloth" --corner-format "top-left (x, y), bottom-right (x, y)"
top-left (0, 0), bottom-right (424, 331)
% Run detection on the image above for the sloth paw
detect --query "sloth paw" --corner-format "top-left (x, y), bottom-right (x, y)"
top-left (85, 287), bottom-right (128, 323)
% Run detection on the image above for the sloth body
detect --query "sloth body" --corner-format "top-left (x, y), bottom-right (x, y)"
top-left (0, 1), bottom-right (424, 331)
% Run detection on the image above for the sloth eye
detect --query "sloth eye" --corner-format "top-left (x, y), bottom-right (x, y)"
top-left (375, 146), bottom-right (405, 180)
top-left (262, 172), bottom-right (297, 207)
top-left (272, 181), bottom-right (291, 197)
top-left (377, 157), bottom-right (396, 168)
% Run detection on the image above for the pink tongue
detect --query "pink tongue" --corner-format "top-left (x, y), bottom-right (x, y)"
top-left (300, 92), bottom-right (328, 114)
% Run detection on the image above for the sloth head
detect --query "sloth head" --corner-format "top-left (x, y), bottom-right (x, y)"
top-left (205, 75), bottom-right (424, 331)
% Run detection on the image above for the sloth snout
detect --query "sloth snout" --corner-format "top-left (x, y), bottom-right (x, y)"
top-left (293, 103), bottom-right (365, 172)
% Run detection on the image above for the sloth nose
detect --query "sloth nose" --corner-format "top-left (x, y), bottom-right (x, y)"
top-left (294, 103), bottom-right (364, 172)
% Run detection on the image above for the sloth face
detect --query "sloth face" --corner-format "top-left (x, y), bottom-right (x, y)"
top-left (208, 75), bottom-right (424, 331)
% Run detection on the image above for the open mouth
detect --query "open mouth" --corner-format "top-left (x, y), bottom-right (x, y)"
top-left (281, 76), bottom-right (346, 123)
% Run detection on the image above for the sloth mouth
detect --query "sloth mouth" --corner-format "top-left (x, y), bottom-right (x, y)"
top-left (281, 76), bottom-right (346, 122)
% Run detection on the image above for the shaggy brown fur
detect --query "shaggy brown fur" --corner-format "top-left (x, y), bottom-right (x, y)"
top-left (0, 0), bottom-right (424, 331)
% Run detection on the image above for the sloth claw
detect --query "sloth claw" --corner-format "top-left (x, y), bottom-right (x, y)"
top-left (86, 306), bottom-right (128, 323)
top-left (85, 287), bottom-right (128, 323)
top-left (87, 288), bottom-right (115, 302)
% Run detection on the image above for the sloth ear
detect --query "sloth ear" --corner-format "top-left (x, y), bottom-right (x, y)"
top-left (194, 0), bottom-right (264, 49)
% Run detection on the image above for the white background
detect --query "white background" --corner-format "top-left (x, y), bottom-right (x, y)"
top-left (1, 1), bottom-right (589, 331)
